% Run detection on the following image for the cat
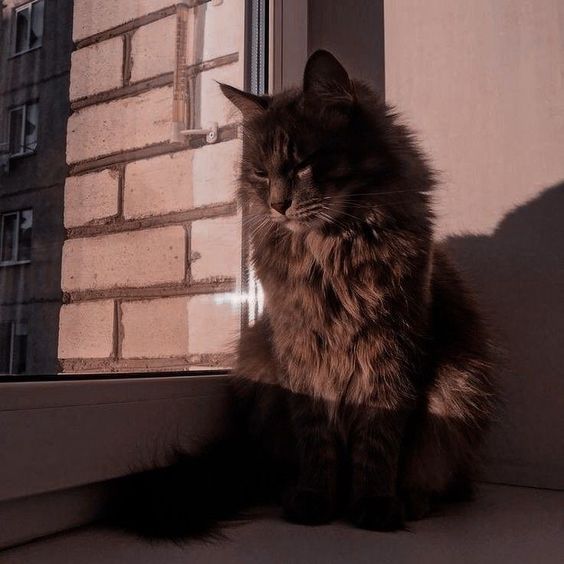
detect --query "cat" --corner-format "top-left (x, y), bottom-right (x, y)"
top-left (109, 50), bottom-right (496, 539)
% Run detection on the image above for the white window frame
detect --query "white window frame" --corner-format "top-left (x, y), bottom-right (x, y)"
top-left (0, 209), bottom-right (33, 267)
top-left (8, 103), bottom-right (39, 158)
top-left (11, 0), bottom-right (45, 57)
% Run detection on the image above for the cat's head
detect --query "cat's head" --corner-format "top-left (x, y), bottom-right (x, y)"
top-left (220, 50), bottom-right (432, 235)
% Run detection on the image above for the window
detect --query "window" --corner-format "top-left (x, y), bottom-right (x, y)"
top-left (8, 103), bottom-right (39, 157)
top-left (12, 0), bottom-right (44, 56)
top-left (0, 321), bottom-right (28, 374)
top-left (0, 209), bottom-right (33, 265)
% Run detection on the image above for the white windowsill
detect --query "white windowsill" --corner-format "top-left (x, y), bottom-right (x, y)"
top-left (0, 373), bottom-right (230, 547)
top-left (8, 45), bottom-right (42, 60)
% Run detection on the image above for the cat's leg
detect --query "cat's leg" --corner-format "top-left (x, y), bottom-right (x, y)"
top-left (282, 394), bottom-right (339, 526)
top-left (348, 409), bottom-right (408, 531)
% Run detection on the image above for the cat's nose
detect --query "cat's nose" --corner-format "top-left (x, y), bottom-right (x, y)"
top-left (271, 200), bottom-right (292, 215)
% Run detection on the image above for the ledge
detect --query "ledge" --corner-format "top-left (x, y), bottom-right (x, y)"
top-left (1, 484), bottom-right (562, 562)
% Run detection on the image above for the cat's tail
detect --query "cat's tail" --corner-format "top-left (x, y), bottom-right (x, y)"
top-left (104, 433), bottom-right (267, 541)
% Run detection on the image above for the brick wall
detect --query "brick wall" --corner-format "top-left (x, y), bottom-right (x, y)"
top-left (59, 0), bottom-right (245, 372)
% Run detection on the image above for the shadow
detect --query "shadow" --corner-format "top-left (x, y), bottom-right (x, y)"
top-left (445, 181), bottom-right (564, 489)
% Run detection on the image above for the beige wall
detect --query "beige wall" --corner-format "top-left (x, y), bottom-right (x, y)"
top-left (386, 0), bottom-right (564, 238)
top-left (386, 0), bottom-right (564, 488)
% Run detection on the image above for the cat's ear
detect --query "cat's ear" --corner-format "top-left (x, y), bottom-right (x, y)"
top-left (219, 83), bottom-right (269, 119)
top-left (303, 50), bottom-right (354, 110)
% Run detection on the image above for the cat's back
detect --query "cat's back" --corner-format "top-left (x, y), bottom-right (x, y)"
top-left (429, 244), bottom-right (492, 360)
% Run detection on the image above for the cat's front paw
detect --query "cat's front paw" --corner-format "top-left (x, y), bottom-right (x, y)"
top-left (282, 487), bottom-right (336, 526)
top-left (349, 496), bottom-right (404, 531)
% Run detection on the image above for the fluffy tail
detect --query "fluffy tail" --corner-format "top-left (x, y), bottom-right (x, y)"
top-left (105, 434), bottom-right (267, 541)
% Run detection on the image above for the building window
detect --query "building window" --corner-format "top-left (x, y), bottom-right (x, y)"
top-left (0, 322), bottom-right (28, 374)
top-left (12, 0), bottom-right (44, 56)
top-left (8, 102), bottom-right (39, 157)
top-left (0, 209), bottom-right (33, 266)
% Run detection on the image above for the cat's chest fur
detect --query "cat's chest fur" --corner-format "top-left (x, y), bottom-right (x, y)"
top-left (254, 228), bottom-right (415, 407)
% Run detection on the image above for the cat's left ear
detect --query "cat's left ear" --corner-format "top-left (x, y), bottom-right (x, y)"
top-left (303, 50), bottom-right (355, 111)
top-left (219, 83), bottom-right (269, 120)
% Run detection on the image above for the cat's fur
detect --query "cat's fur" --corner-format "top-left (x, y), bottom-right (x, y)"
top-left (109, 50), bottom-right (495, 538)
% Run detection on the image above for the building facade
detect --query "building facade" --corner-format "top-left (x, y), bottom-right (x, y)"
top-left (0, 0), bottom-right (73, 374)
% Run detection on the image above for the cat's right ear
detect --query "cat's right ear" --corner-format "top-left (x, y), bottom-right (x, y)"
top-left (219, 83), bottom-right (269, 120)
top-left (303, 50), bottom-right (354, 112)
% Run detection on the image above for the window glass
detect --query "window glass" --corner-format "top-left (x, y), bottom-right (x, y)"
top-left (0, 322), bottom-right (27, 374)
top-left (14, 5), bottom-right (30, 54)
top-left (13, 323), bottom-right (28, 374)
top-left (24, 103), bottom-right (39, 153)
top-left (8, 104), bottom-right (38, 156)
top-left (30, 1), bottom-right (44, 50)
top-left (0, 323), bottom-right (13, 373)
top-left (1, 214), bottom-right (18, 263)
top-left (18, 210), bottom-right (33, 261)
top-left (8, 107), bottom-right (24, 155)
top-left (1, 0), bottom-right (254, 376)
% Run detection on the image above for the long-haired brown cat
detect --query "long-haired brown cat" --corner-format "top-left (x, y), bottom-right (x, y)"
top-left (110, 50), bottom-right (495, 539)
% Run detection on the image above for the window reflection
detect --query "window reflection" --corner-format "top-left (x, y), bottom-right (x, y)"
top-left (1, 0), bottom-right (246, 376)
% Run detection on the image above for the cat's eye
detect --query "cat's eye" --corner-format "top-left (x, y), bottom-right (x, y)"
top-left (295, 161), bottom-right (310, 177)
top-left (253, 168), bottom-right (268, 179)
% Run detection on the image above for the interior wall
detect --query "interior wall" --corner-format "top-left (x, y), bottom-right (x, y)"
top-left (385, 0), bottom-right (564, 488)
top-left (308, 0), bottom-right (384, 94)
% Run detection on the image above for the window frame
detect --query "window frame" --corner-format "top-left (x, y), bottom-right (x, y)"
top-left (0, 208), bottom-right (33, 267)
top-left (11, 0), bottom-right (45, 57)
top-left (7, 102), bottom-right (39, 158)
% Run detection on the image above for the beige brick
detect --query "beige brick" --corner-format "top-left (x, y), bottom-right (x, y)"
top-left (62, 226), bottom-right (186, 291)
top-left (130, 15), bottom-right (177, 82)
top-left (121, 297), bottom-right (189, 358)
top-left (190, 216), bottom-right (241, 281)
top-left (124, 151), bottom-right (193, 219)
top-left (58, 301), bottom-right (114, 359)
top-left (66, 86), bottom-right (172, 164)
top-left (65, 169), bottom-right (119, 228)
top-left (195, 0), bottom-right (245, 63)
top-left (188, 294), bottom-right (240, 355)
top-left (73, 0), bottom-right (174, 42)
top-left (193, 139), bottom-right (240, 207)
top-left (123, 140), bottom-right (239, 219)
top-left (199, 63), bottom-right (244, 127)
top-left (70, 37), bottom-right (123, 100)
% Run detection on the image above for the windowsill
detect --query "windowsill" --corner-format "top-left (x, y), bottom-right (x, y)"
top-left (0, 372), bottom-right (231, 546)
top-left (7, 151), bottom-right (36, 161)
top-left (2, 484), bottom-right (563, 562)
top-left (8, 45), bottom-right (42, 60)
top-left (0, 260), bottom-right (31, 268)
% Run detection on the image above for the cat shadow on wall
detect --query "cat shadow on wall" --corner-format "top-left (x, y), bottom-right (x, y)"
top-left (445, 181), bottom-right (564, 490)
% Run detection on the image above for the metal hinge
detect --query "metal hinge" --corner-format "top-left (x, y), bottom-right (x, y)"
top-left (180, 122), bottom-right (218, 144)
